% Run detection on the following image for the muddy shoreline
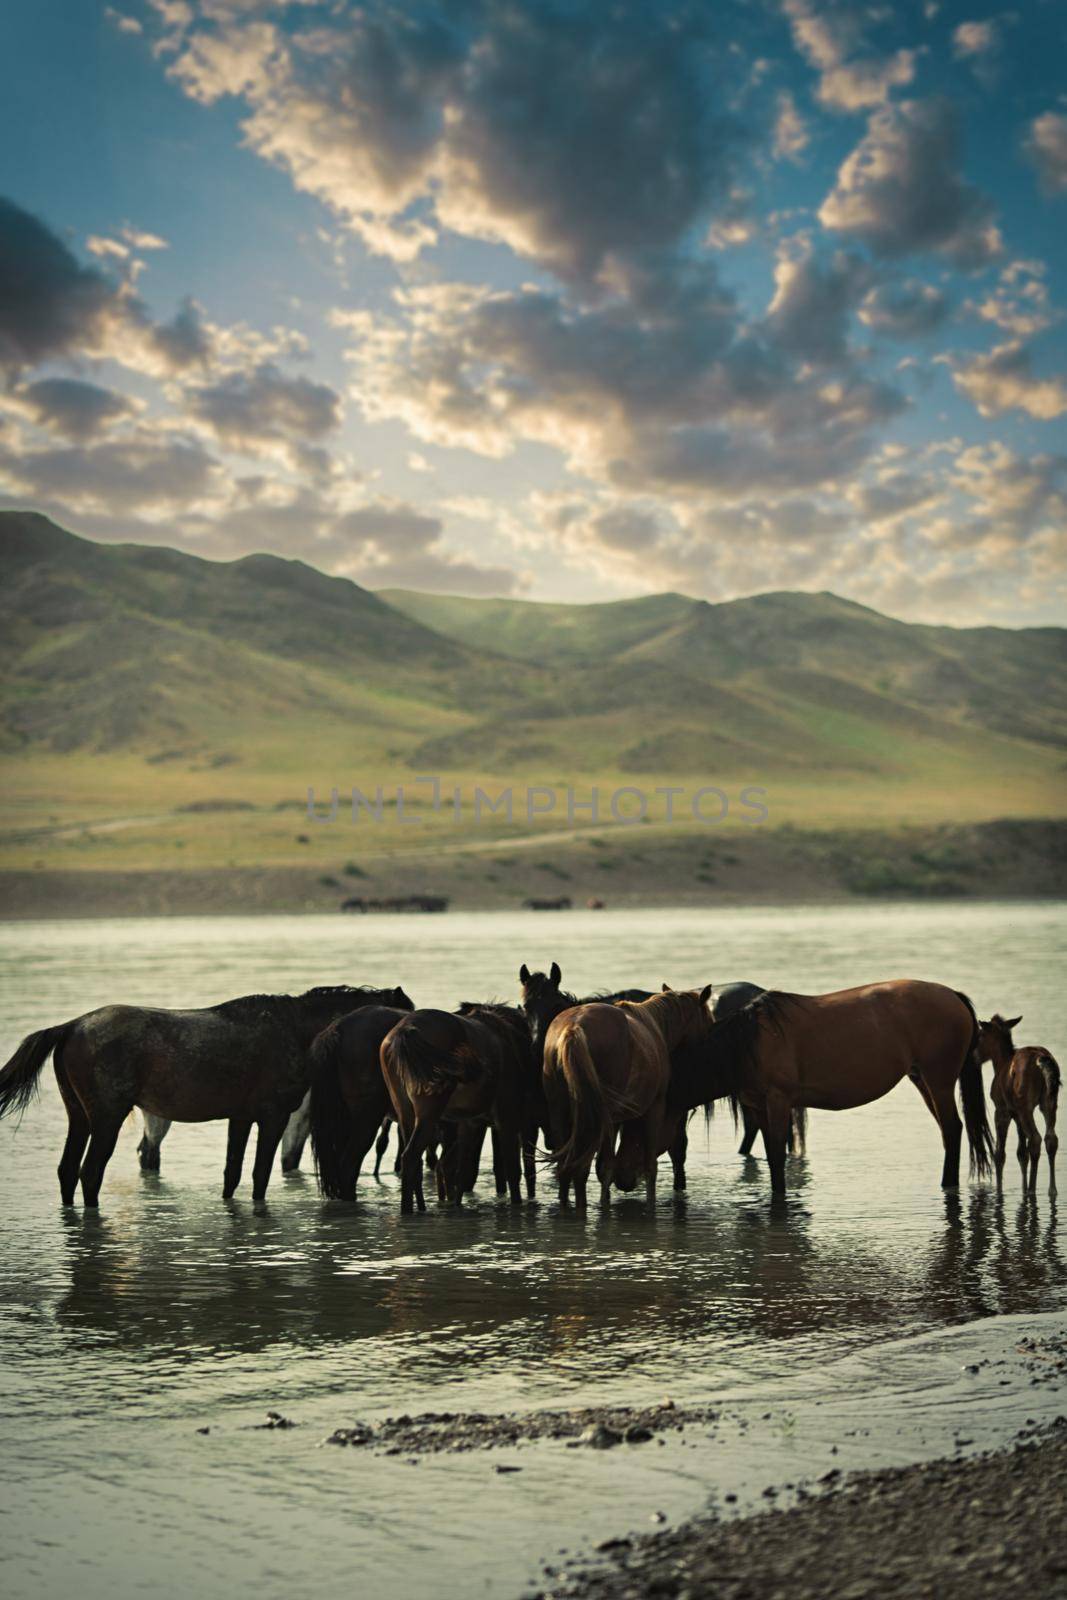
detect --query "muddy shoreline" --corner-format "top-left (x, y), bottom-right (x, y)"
top-left (547, 1423), bottom-right (1067, 1600)
top-left (1, 818), bottom-right (1064, 918)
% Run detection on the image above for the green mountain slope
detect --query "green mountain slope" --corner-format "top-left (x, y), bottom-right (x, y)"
top-left (1, 512), bottom-right (1064, 875)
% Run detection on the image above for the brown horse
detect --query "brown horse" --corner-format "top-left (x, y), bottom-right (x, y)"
top-left (709, 980), bottom-right (993, 1199)
top-left (977, 1014), bottom-right (1060, 1195)
top-left (0, 984), bottom-right (407, 1207)
top-left (543, 985), bottom-right (712, 1210)
top-left (308, 1000), bottom-right (415, 1200)
top-left (518, 964), bottom-right (658, 1179)
top-left (381, 1005), bottom-right (533, 1214)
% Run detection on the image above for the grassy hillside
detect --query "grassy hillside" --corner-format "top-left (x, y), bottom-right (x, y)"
top-left (1, 510), bottom-right (1064, 894)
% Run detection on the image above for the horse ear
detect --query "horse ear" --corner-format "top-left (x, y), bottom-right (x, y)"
top-left (519, 964), bottom-right (530, 984)
top-left (550, 961), bottom-right (561, 985)
top-left (699, 983), bottom-right (712, 1005)
top-left (661, 982), bottom-right (672, 993)
top-left (1005, 1015), bottom-right (1022, 1029)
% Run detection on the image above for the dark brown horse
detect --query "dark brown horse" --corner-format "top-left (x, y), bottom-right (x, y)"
top-left (308, 999), bottom-right (416, 1201)
top-left (709, 980), bottom-right (993, 1198)
top-left (0, 984), bottom-right (408, 1207)
top-left (543, 985), bottom-right (712, 1210)
top-left (977, 1014), bottom-right (1060, 1195)
top-left (381, 1005), bottom-right (533, 1213)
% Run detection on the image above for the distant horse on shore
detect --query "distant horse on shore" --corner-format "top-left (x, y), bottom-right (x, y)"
top-left (977, 1014), bottom-right (1059, 1195)
top-left (708, 980), bottom-right (993, 1199)
top-left (542, 985), bottom-right (713, 1210)
top-left (0, 984), bottom-right (406, 1207)
top-left (381, 1005), bottom-right (533, 1213)
top-left (308, 999), bottom-right (415, 1200)
top-left (137, 984), bottom-right (412, 1177)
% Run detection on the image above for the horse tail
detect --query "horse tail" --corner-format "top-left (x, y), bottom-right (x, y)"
top-left (1037, 1053), bottom-right (1060, 1116)
top-left (789, 1104), bottom-right (809, 1155)
top-left (550, 1022), bottom-right (612, 1182)
top-left (308, 1022), bottom-right (351, 1199)
top-left (389, 1021), bottom-right (479, 1097)
top-left (702, 994), bottom-right (770, 1130)
top-left (0, 1022), bottom-right (74, 1120)
top-left (955, 990), bottom-right (994, 1180)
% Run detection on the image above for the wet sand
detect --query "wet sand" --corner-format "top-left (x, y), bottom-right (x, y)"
top-left (549, 1423), bottom-right (1067, 1600)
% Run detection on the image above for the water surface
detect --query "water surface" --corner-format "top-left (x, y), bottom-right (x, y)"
top-left (1, 904), bottom-right (1063, 1597)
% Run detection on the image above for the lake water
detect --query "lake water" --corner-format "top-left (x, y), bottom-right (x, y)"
top-left (1, 904), bottom-right (1064, 1599)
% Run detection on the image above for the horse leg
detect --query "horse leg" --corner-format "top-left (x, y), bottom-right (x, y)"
top-left (223, 1118), bottom-right (253, 1199)
top-left (55, 1066), bottom-right (90, 1206)
top-left (280, 1094), bottom-right (311, 1173)
top-left (918, 1075), bottom-right (963, 1190)
top-left (80, 1113), bottom-right (126, 1208)
top-left (138, 1113), bottom-right (169, 1172)
top-left (738, 1105), bottom-right (760, 1156)
top-left (597, 1129), bottom-right (615, 1207)
top-left (762, 1094), bottom-right (791, 1199)
top-left (644, 1105), bottom-right (664, 1207)
top-left (669, 1118), bottom-right (688, 1191)
top-left (505, 1130), bottom-right (523, 1207)
top-left (1015, 1118), bottom-right (1030, 1191)
top-left (491, 1127), bottom-right (508, 1198)
top-left (401, 1119), bottom-right (431, 1214)
top-left (993, 1105), bottom-right (1011, 1189)
top-left (572, 1171), bottom-right (588, 1214)
top-left (373, 1117), bottom-right (392, 1179)
top-left (1017, 1105), bottom-right (1042, 1195)
top-left (250, 1114), bottom-right (288, 1203)
top-left (1044, 1105), bottom-right (1058, 1197)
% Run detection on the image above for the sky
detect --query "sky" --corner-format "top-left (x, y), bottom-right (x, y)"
top-left (1, 0), bottom-right (1065, 625)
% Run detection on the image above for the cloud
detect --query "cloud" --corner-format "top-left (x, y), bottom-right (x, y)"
top-left (183, 361), bottom-right (342, 463)
top-left (8, 377), bottom-right (137, 440)
top-left (952, 21), bottom-right (998, 58)
top-left (951, 19), bottom-right (1000, 83)
top-left (1025, 112), bottom-right (1067, 196)
top-left (773, 90), bottom-right (809, 162)
top-left (0, 427), bottom-right (227, 516)
top-left (819, 99), bottom-right (1002, 267)
top-left (161, 1), bottom-right (740, 281)
top-left (782, 0), bottom-right (917, 113)
top-left (858, 276), bottom-right (949, 337)
top-left (963, 259), bottom-right (1055, 338)
top-left (0, 196), bottom-right (122, 371)
top-left (951, 341), bottom-right (1067, 420)
top-left (764, 237), bottom-right (871, 363)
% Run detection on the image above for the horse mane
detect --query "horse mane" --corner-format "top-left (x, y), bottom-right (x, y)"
top-left (616, 989), bottom-right (699, 1041)
top-left (700, 990), bottom-right (801, 1124)
top-left (213, 984), bottom-right (400, 1025)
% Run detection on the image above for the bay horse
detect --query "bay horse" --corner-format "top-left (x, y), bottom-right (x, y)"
top-left (519, 962), bottom-right (656, 1176)
top-left (381, 1005), bottom-right (533, 1214)
top-left (708, 980), bottom-right (993, 1199)
top-left (542, 984), bottom-right (712, 1210)
top-left (977, 1014), bottom-right (1060, 1195)
top-left (308, 998), bottom-right (416, 1200)
top-left (0, 984), bottom-right (406, 1207)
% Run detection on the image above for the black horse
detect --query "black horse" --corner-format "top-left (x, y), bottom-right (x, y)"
top-left (0, 983), bottom-right (409, 1207)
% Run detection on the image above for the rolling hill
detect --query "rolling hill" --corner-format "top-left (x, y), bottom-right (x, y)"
top-left (0, 510), bottom-right (1064, 896)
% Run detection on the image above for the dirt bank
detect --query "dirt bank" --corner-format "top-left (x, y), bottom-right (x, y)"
top-left (548, 1422), bottom-right (1067, 1600)
top-left (1, 818), bottom-right (1064, 919)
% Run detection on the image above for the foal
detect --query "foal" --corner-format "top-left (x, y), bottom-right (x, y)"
top-left (977, 1014), bottom-right (1060, 1195)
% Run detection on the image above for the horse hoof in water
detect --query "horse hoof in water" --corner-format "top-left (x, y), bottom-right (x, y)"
top-left (137, 1138), bottom-right (161, 1172)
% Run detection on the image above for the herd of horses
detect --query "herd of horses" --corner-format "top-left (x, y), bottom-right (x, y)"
top-left (0, 963), bottom-right (1059, 1211)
